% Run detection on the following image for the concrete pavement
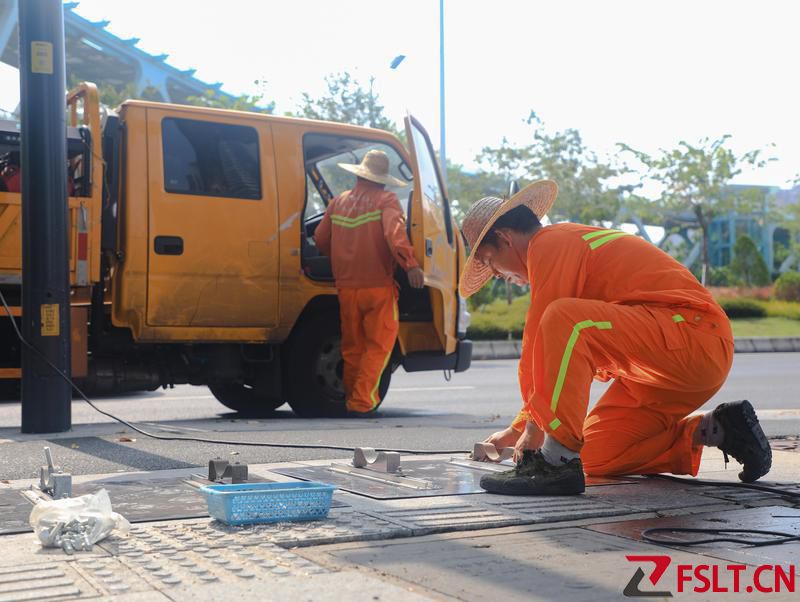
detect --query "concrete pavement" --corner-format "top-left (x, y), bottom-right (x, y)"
top-left (0, 448), bottom-right (798, 601)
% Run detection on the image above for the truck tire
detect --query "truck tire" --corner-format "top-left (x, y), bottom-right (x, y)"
top-left (208, 383), bottom-right (285, 414)
top-left (286, 311), bottom-right (392, 418)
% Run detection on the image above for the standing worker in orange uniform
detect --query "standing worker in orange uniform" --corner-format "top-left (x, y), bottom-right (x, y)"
top-left (315, 150), bottom-right (425, 416)
top-left (459, 180), bottom-right (772, 495)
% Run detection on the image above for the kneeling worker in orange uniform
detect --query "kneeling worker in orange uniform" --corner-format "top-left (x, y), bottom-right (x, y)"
top-left (315, 150), bottom-right (424, 416)
top-left (459, 180), bottom-right (772, 495)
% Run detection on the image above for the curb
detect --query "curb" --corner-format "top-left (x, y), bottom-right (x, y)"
top-left (471, 337), bottom-right (800, 360)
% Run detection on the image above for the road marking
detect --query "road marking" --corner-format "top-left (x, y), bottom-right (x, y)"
top-left (391, 386), bottom-right (475, 392)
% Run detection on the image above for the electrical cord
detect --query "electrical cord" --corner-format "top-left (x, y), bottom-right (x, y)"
top-left (0, 289), bottom-right (468, 454)
top-left (648, 474), bottom-right (800, 500)
top-left (642, 527), bottom-right (800, 548)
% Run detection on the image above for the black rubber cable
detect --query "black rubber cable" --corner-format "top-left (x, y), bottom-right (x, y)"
top-left (648, 473), bottom-right (800, 500)
top-left (0, 289), bottom-right (468, 454)
top-left (642, 527), bottom-right (800, 548)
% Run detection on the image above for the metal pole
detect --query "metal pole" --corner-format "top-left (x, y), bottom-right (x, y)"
top-left (439, 0), bottom-right (447, 187)
top-left (19, 0), bottom-right (71, 433)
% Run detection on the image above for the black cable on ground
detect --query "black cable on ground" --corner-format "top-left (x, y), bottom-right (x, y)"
top-left (642, 527), bottom-right (800, 548)
top-left (648, 473), bottom-right (800, 500)
top-left (0, 289), bottom-right (468, 455)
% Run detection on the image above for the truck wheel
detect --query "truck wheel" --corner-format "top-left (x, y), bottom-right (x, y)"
top-left (208, 383), bottom-right (285, 414)
top-left (286, 312), bottom-right (392, 418)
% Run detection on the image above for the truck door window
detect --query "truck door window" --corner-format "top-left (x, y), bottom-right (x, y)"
top-left (409, 122), bottom-right (452, 244)
top-left (302, 134), bottom-right (411, 223)
top-left (162, 118), bottom-right (261, 200)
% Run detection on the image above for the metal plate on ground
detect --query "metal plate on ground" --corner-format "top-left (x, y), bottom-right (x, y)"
top-left (0, 489), bottom-right (34, 535)
top-left (71, 477), bottom-right (213, 524)
top-left (587, 506), bottom-right (800, 572)
top-left (274, 459), bottom-right (636, 500)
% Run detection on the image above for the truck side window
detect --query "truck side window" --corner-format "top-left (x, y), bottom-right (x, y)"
top-left (162, 118), bottom-right (261, 200)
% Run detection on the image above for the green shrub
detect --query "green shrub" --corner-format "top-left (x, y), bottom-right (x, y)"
top-left (718, 298), bottom-right (767, 319)
top-left (774, 271), bottom-right (800, 302)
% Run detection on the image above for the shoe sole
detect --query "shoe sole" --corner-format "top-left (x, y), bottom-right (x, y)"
top-left (480, 475), bottom-right (586, 496)
top-left (736, 401), bottom-right (772, 483)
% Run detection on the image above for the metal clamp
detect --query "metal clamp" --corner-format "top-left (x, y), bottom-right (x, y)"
top-left (471, 442), bottom-right (515, 463)
top-left (39, 447), bottom-right (72, 499)
top-left (208, 459), bottom-right (248, 483)
top-left (352, 448), bottom-right (401, 473)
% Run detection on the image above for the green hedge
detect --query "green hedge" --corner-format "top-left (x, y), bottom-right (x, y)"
top-left (717, 299), bottom-right (766, 319)
top-left (468, 296), bottom-right (800, 340)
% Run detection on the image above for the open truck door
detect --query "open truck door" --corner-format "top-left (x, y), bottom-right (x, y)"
top-left (404, 115), bottom-right (460, 357)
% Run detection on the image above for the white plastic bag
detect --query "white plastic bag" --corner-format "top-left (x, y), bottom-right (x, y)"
top-left (29, 488), bottom-right (130, 553)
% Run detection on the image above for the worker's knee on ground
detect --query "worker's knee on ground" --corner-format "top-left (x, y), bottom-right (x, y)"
top-left (580, 431), bottom-right (629, 476)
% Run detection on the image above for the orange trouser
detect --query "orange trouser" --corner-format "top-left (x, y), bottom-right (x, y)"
top-left (526, 298), bottom-right (733, 477)
top-left (338, 286), bottom-right (398, 413)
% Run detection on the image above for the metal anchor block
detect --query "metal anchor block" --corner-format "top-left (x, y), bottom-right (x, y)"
top-left (352, 448), bottom-right (401, 473)
top-left (39, 447), bottom-right (72, 498)
top-left (471, 442), bottom-right (515, 463)
top-left (208, 458), bottom-right (248, 483)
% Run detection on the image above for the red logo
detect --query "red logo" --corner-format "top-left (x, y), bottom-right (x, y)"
top-left (624, 556), bottom-right (797, 596)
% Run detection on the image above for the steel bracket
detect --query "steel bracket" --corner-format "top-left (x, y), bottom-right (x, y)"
top-left (471, 442), bottom-right (515, 463)
top-left (352, 448), bottom-right (401, 473)
top-left (39, 447), bottom-right (72, 498)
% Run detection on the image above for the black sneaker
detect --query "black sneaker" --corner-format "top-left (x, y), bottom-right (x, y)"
top-left (479, 450), bottom-right (585, 495)
top-left (712, 400), bottom-right (772, 483)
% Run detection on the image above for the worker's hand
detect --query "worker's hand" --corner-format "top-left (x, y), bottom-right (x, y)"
top-left (407, 267), bottom-right (425, 289)
top-left (513, 421), bottom-right (545, 463)
top-left (482, 426), bottom-right (520, 451)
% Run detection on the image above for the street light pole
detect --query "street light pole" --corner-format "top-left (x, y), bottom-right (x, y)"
top-left (439, 0), bottom-right (447, 187)
top-left (19, 0), bottom-right (72, 433)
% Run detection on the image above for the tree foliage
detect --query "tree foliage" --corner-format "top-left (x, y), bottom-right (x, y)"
top-left (298, 72), bottom-right (399, 134)
top-left (730, 234), bottom-right (770, 286)
top-left (476, 112), bottom-right (627, 223)
top-left (619, 135), bottom-right (771, 284)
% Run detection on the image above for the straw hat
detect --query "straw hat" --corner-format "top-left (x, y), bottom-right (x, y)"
top-left (338, 149), bottom-right (407, 188)
top-left (459, 180), bottom-right (558, 298)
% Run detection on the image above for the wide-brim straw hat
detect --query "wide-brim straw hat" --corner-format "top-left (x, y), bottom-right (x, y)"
top-left (338, 149), bottom-right (407, 188)
top-left (459, 180), bottom-right (558, 298)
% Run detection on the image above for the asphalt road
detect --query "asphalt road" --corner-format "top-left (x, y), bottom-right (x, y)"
top-left (0, 355), bottom-right (797, 480)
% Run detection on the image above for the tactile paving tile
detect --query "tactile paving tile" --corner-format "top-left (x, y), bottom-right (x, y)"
top-left (482, 495), bottom-right (630, 523)
top-left (0, 561), bottom-right (98, 601)
top-left (100, 510), bottom-right (411, 554)
top-left (375, 504), bottom-right (526, 533)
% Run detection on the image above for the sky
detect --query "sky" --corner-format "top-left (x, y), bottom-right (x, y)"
top-left (1, 0), bottom-right (798, 187)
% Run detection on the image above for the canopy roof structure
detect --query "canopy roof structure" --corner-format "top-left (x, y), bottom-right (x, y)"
top-left (0, 0), bottom-right (234, 105)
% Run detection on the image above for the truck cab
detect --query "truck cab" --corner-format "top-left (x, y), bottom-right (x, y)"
top-left (0, 83), bottom-right (472, 415)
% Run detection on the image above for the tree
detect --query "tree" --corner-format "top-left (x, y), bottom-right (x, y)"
top-left (185, 80), bottom-right (274, 114)
top-left (730, 234), bottom-right (770, 287)
top-left (476, 112), bottom-right (626, 224)
top-left (92, 80), bottom-right (274, 113)
top-left (620, 136), bottom-right (771, 285)
top-left (445, 162), bottom-right (508, 223)
top-left (298, 72), bottom-right (399, 134)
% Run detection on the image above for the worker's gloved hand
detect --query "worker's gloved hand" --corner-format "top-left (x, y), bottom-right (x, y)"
top-left (407, 267), bottom-right (425, 289)
top-left (483, 425), bottom-right (520, 451)
top-left (513, 421), bottom-right (545, 463)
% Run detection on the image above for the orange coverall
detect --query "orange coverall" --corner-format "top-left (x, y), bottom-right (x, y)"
top-left (314, 179), bottom-right (420, 412)
top-left (510, 223), bottom-right (733, 477)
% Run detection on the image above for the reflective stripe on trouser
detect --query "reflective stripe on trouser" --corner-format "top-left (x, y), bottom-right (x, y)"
top-left (524, 298), bottom-right (733, 475)
top-left (338, 286), bottom-right (398, 413)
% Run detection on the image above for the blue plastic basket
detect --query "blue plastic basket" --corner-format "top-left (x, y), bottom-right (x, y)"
top-left (200, 482), bottom-right (336, 526)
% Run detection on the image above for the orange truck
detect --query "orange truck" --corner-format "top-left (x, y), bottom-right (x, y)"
top-left (0, 83), bottom-right (472, 416)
